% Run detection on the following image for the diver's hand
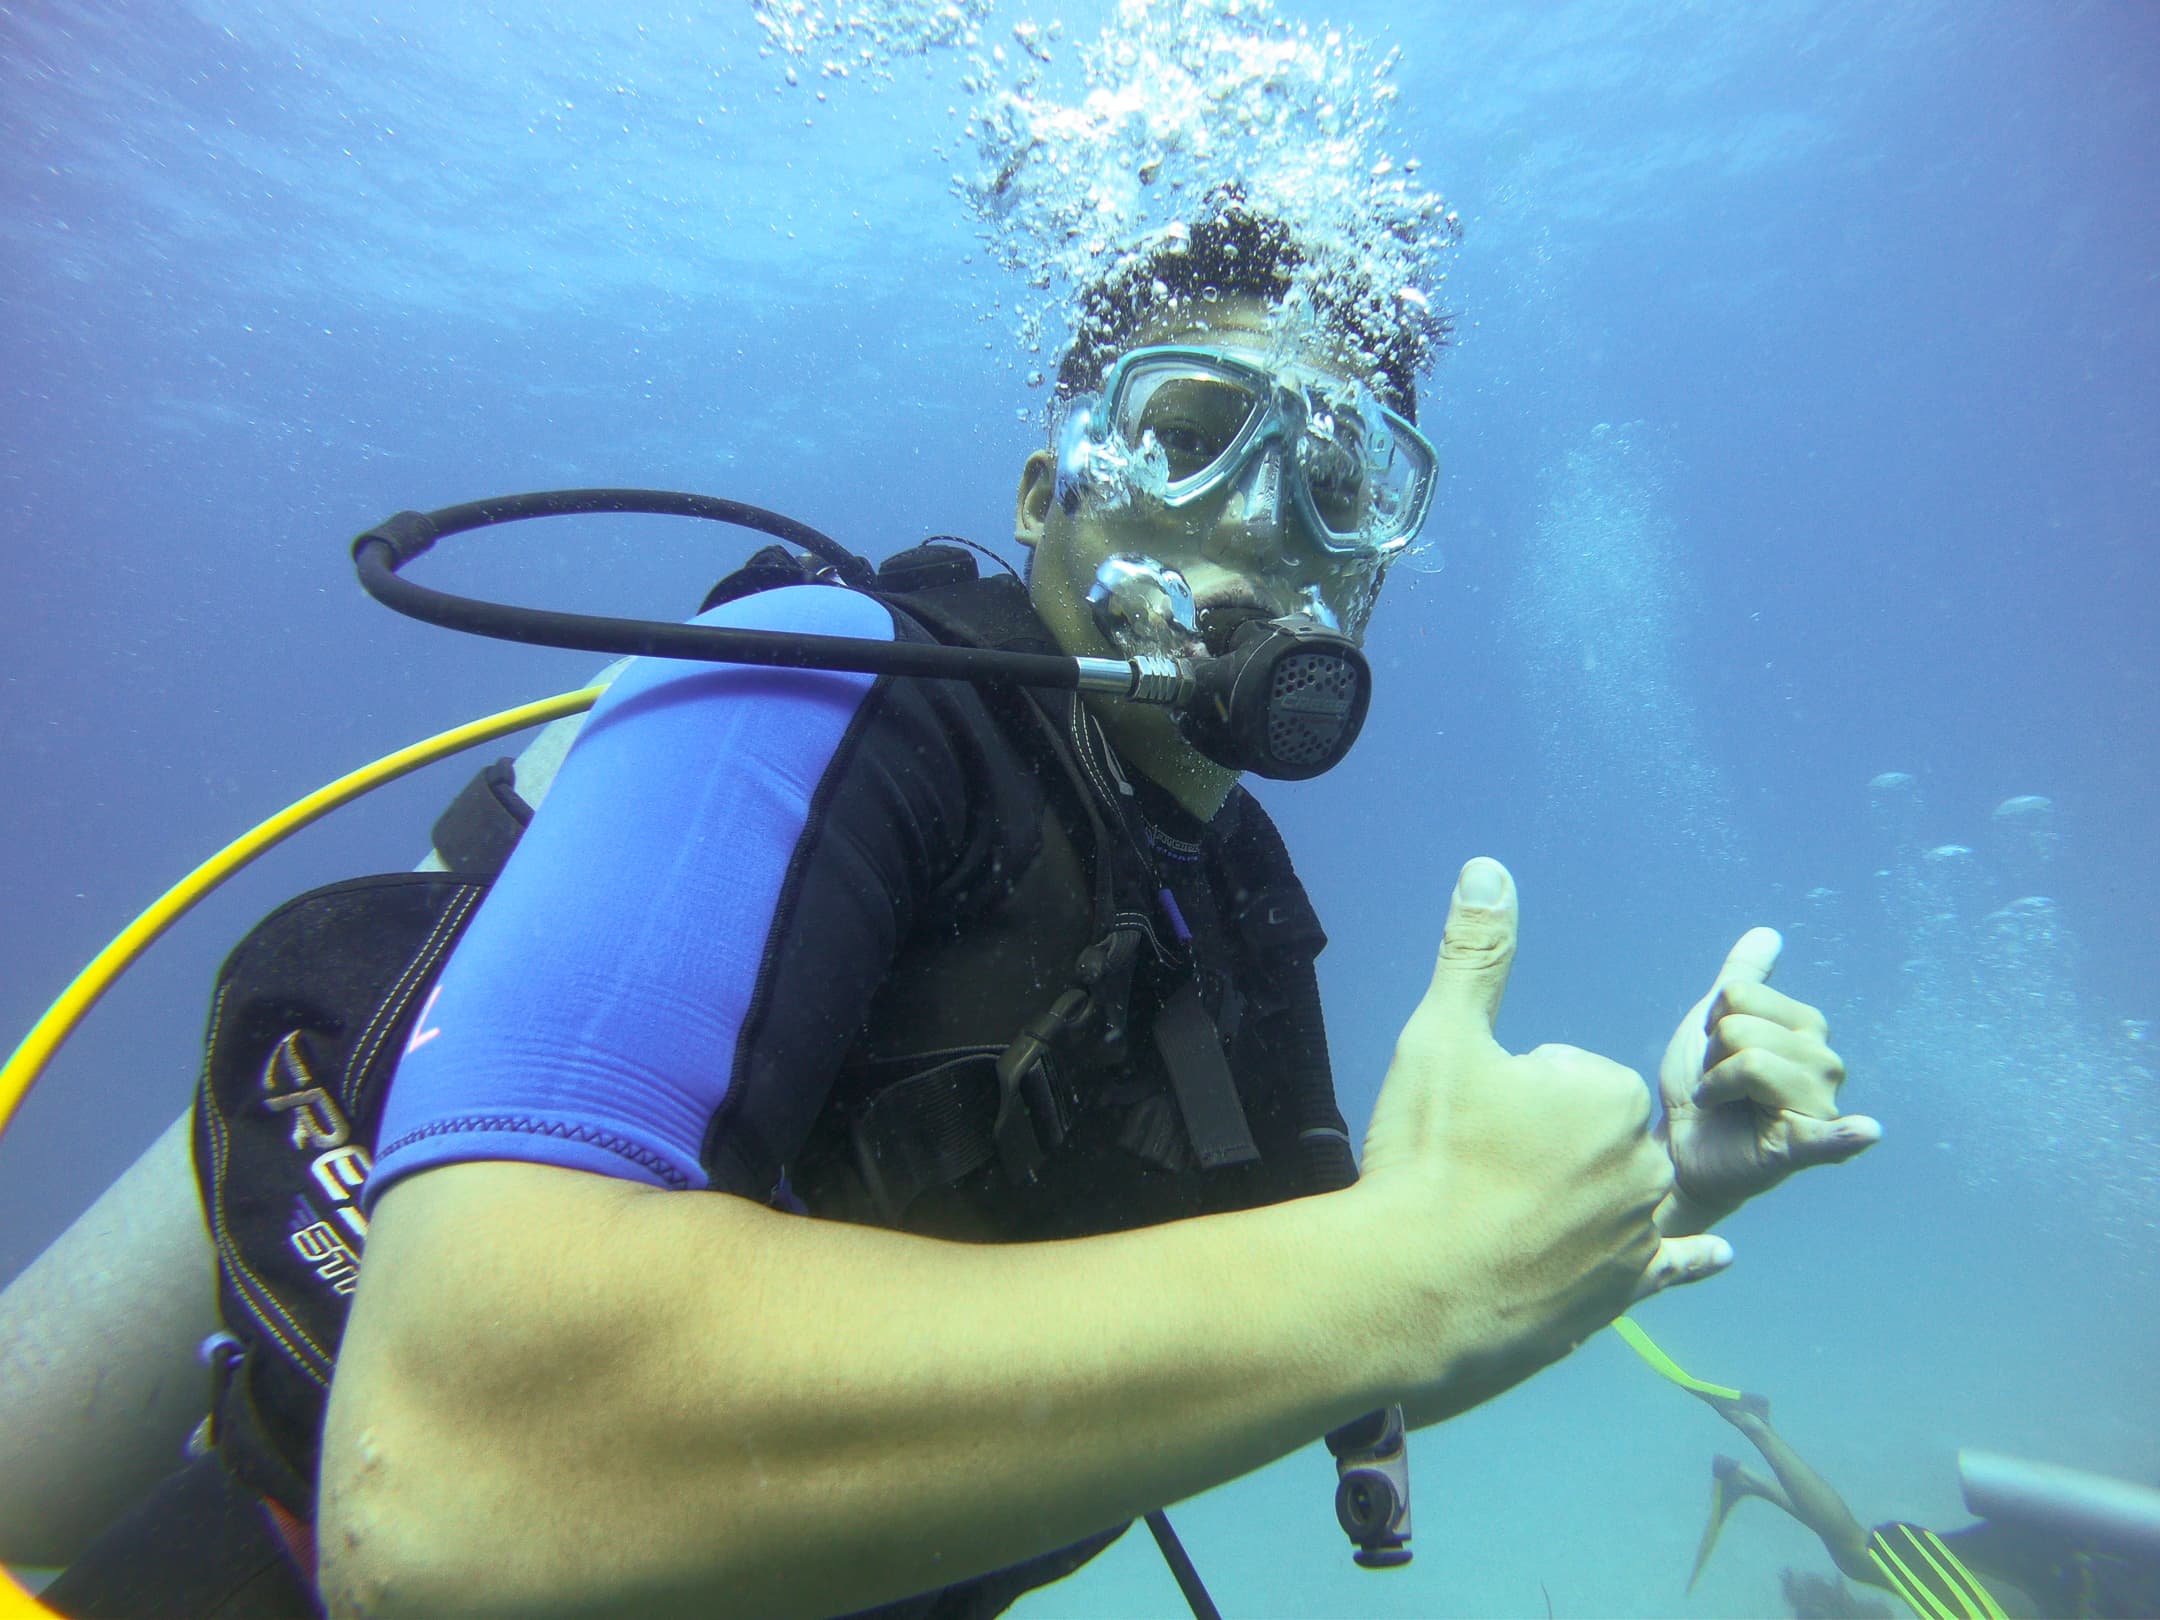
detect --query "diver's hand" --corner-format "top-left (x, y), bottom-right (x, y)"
top-left (1357, 858), bottom-right (1733, 1430)
top-left (1652, 929), bottom-right (1881, 1235)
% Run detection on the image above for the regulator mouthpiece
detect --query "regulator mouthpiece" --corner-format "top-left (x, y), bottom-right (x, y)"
top-left (1177, 613), bottom-right (1371, 781)
top-left (1088, 554), bottom-right (1203, 659)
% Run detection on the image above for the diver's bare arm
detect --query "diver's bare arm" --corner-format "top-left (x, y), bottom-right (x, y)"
top-left (321, 864), bottom-right (1721, 1620)
top-left (0, 1107), bottom-right (221, 1566)
top-left (319, 1160), bottom-right (1402, 1620)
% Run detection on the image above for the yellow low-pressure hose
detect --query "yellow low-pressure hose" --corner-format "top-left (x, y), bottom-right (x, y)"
top-left (0, 686), bottom-right (601, 1171)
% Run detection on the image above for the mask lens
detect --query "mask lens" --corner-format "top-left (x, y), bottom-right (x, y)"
top-left (1301, 402), bottom-right (1434, 554)
top-left (1114, 361), bottom-right (1264, 489)
top-left (1363, 415), bottom-right (1434, 549)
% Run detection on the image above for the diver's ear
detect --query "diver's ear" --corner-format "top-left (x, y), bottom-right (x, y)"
top-left (1015, 450), bottom-right (1056, 550)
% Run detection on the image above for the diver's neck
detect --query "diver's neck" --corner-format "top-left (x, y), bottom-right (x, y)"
top-left (1082, 693), bottom-right (1237, 821)
top-left (1142, 751), bottom-right (1237, 822)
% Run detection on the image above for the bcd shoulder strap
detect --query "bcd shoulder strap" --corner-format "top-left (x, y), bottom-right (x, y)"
top-left (1213, 786), bottom-right (1356, 1197)
top-left (428, 755), bottom-right (532, 877)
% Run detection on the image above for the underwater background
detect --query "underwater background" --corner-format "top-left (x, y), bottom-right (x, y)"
top-left (3, 2), bottom-right (2155, 1614)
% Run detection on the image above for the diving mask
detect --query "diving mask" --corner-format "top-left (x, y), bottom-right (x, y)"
top-left (1054, 344), bottom-right (1438, 562)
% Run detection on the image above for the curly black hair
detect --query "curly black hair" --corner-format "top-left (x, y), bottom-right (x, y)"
top-left (1053, 191), bottom-right (1446, 421)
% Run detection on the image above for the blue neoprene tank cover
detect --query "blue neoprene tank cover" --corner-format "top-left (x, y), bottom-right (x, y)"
top-left (369, 585), bottom-right (895, 1203)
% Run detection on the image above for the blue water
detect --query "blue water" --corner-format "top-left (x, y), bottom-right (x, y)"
top-left (3, 2), bottom-right (2155, 1614)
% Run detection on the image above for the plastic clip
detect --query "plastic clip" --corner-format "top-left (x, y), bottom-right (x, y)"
top-left (993, 987), bottom-right (1092, 1184)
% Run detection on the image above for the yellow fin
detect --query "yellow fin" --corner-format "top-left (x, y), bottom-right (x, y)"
top-left (1613, 1316), bottom-right (1744, 1400)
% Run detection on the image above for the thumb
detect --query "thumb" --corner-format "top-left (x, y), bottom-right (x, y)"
top-left (1422, 857), bottom-right (1519, 1035)
top-left (1778, 1113), bottom-right (1883, 1170)
top-left (1632, 1232), bottom-right (1737, 1302)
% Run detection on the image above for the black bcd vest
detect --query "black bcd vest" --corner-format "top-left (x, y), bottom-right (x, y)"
top-left (186, 544), bottom-right (1356, 1609)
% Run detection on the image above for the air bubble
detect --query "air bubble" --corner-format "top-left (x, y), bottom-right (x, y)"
top-left (754, 0), bottom-right (1458, 401)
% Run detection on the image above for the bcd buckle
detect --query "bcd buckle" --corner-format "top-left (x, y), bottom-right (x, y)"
top-left (991, 928), bottom-right (1142, 1185)
top-left (993, 987), bottom-right (1087, 1185)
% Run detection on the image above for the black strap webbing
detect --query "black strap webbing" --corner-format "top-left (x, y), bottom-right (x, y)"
top-left (430, 758), bottom-right (533, 878)
top-left (1151, 980), bottom-right (1260, 1170)
top-left (36, 1454), bottom-right (323, 1620)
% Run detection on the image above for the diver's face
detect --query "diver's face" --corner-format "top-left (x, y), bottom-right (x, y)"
top-left (1020, 299), bottom-right (1392, 663)
top-left (1013, 297), bottom-right (1400, 810)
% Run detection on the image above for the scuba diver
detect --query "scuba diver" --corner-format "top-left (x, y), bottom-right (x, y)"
top-left (1, 201), bottom-right (1878, 1620)
top-left (1685, 1380), bottom-right (2160, 1618)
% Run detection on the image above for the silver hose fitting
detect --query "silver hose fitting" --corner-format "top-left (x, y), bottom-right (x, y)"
top-left (1073, 654), bottom-right (1187, 705)
top-left (1126, 654), bottom-right (1185, 706)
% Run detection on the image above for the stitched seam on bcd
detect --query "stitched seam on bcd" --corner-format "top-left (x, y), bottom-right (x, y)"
top-left (342, 887), bottom-right (483, 1112)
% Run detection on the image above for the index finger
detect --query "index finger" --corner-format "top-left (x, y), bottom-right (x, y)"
top-left (1710, 978), bottom-right (1831, 1042)
top-left (1712, 927), bottom-right (1782, 996)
